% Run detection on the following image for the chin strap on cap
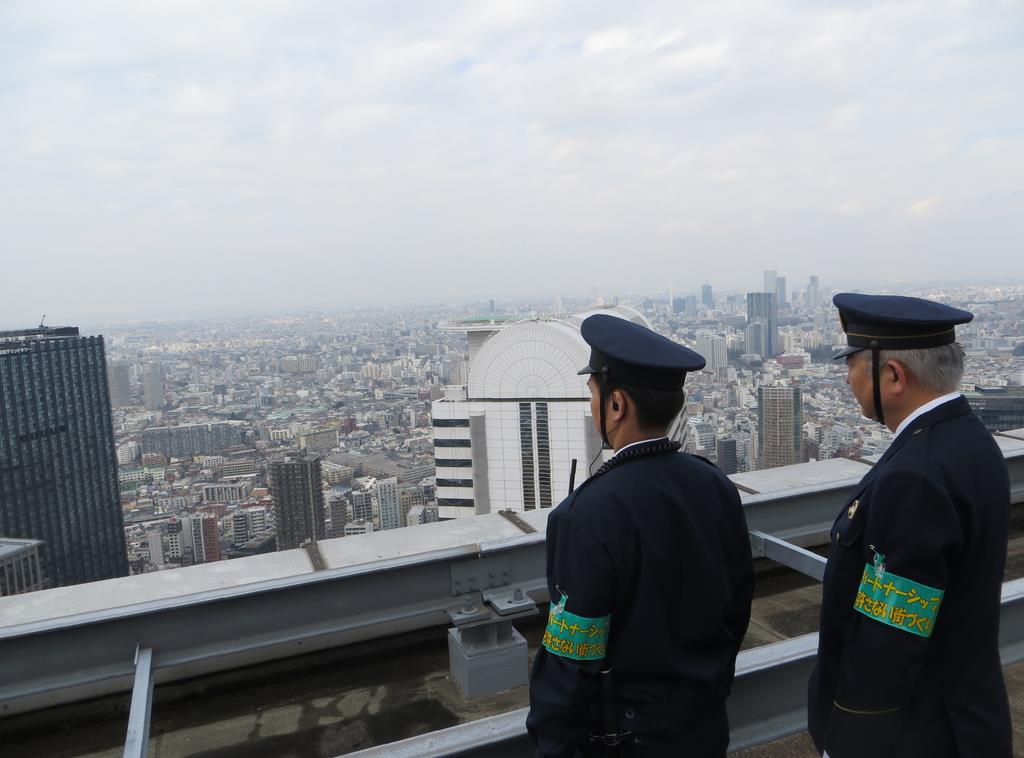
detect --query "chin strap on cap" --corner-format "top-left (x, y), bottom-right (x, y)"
top-left (871, 340), bottom-right (885, 426)
top-left (598, 366), bottom-right (612, 450)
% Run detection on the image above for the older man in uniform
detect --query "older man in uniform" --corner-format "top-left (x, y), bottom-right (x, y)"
top-left (808, 293), bottom-right (1011, 757)
top-left (527, 314), bottom-right (754, 757)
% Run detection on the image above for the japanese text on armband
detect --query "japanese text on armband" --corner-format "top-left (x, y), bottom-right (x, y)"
top-left (541, 594), bottom-right (610, 661)
top-left (853, 564), bottom-right (945, 638)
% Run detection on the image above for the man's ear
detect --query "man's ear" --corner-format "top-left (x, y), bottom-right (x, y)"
top-left (886, 359), bottom-right (909, 395)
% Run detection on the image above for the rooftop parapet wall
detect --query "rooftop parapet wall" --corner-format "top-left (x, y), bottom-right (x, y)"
top-left (2, 427), bottom-right (1023, 630)
top-left (0, 428), bottom-right (1022, 719)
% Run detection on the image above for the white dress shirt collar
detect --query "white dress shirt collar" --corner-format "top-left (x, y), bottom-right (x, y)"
top-left (893, 391), bottom-right (962, 439)
top-left (614, 436), bottom-right (669, 456)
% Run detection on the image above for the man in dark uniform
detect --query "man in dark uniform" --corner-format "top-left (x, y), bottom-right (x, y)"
top-left (527, 314), bottom-right (754, 757)
top-left (808, 293), bottom-right (1011, 758)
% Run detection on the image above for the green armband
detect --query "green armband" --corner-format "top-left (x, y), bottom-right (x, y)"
top-left (542, 594), bottom-right (610, 661)
top-left (853, 564), bottom-right (944, 638)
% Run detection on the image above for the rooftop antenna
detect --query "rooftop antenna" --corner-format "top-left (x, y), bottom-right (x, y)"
top-left (39, 314), bottom-right (46, 328)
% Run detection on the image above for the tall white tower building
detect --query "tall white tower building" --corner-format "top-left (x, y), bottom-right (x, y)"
top-left (431, 306), bottom-right (651, 519)
top-left (376, 477), bottom-right (401, 530)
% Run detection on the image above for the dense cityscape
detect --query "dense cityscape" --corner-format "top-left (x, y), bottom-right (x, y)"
top-left (2, 273), bottom-right (1023, 594)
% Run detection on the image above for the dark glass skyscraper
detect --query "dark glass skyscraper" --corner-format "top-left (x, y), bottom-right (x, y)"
top-left (270, 455), bottom-right (326, 550)
top-left (701, 283), bottom-right (714, 306)
top-left (0, 327), bottom-right (128, 587)
top-left (746, 292), bottom-right (779, 357)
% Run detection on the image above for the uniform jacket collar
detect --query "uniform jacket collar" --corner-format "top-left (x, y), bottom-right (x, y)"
top-left (875, 395), bottom-right (971, 467)
top-left (594, 437), bottom-right (680, 478)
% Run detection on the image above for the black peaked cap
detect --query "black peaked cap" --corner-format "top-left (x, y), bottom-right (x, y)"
top-left (833, 293), bottom-right (973, 359)
top-left (578, 314), bottom-right (705, 390)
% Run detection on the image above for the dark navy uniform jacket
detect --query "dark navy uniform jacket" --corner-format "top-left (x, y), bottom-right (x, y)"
top-left (527, 439), bottom-right (754, 757)
top-left (808, 396), bottom-right (1011, 757)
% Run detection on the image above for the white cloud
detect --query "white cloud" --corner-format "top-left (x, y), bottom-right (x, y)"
top-left (0, 0), bottom-right (1022, 324)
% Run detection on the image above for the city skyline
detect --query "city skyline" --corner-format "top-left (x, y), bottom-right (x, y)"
top-left (1, 280), bottom-right (1021, 590)
top-left (9, 274), bottom-right (1024, 334)
top-left (2, 1), bottom-right (1022, 324)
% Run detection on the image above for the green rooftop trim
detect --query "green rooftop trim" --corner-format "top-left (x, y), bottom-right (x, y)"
top-left (449, 315), bottom-right (527, 324)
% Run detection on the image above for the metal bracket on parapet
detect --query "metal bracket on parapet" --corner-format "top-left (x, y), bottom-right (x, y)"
top-left (450, 554), bottom-right (511, 595)
top-left (123, 645), bottom-right (154, 758)
top-left (482, 586), bottom-right (538, 617)
top-left (445, 594), bottom-right (491, 625)
top-left (750, 530), bottom-right (828, 582)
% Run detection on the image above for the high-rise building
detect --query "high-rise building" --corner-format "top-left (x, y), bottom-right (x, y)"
top-left (143, 363), bottom-right (164, 411)
top-left (190, 514), bottom-right (221, 563)
top-left (326, 495), bottom-right (348, 538)
top-left (202, 480), bottom-right (253, 503)
top-left (747, 292), bottom-right (779, 357)
top-left (140, 422), bottom-right (242, 458)
top-left (701, 283), bottom-right (713, 307)
top-left (696, 334), bottom-right (728, 372)
top-left (165, 518), bottom-right (185, 561)
top-left (297, 428), bottom-right (338, 456)
top-left (270, 455), bottom-right (326, 550)
top-left (117, 441), bottom-right (139, 466)
top-left (0, 326), bottom-right (129, 587)
top-left (399, 485), bottom-right (425, 524)
top-left (805, 276), bottom-right (820, 310)
top-left (246, 505), bottom-right (271, 536)
top-left (107, 360), bottom-right (132, 407)
top-left (225, 506), bottom-right (271, 545)
top-left (758, 386), bottom-right (803, 470)
top-left (715, 438), bottom-right (739, 476)
top-left (376, 477), bottom-right (402, 530)
top-left (744, 322), bottom-right (766, 357)
top-left (145, 528), bottom-right (165, 566)
top-left (775, 276), bottom-right (787, 308)
top-left (684, 295), bottom-right (698, 318)
top-left (228, 510), bottom-right (250, 544)
top-left (763, 269), bottom-right (777, 295)
top-left (351, 489), bottom-right (374, 523)
top-left (279, 355), bottom-right (317, 374)
top-left (431, 307), bottom-right (647, 519)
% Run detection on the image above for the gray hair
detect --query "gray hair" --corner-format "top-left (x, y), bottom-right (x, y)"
top-left (875, 343), bottom-right (965, 394)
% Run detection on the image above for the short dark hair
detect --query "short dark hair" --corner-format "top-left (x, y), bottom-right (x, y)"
top-left (607, 379), bottom-right (686, 430)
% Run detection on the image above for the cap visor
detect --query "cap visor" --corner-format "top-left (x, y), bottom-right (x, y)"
top-left (577, 365), bottom-right (597, 376)
top-left (832, 345), bottom-right (865, 360)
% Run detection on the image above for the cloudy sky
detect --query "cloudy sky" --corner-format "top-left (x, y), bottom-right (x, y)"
top-left (1, 1), bottom-right (1022, 325)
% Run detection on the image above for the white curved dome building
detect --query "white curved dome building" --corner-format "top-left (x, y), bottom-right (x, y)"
top-left (432, 306), bottom-right (650, 518)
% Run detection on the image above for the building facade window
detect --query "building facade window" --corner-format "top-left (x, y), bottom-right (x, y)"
top-left (434, 438), bottom-right (471, 447)
top-left (438, 497), bottom-right (474, 508)
top-left (535, 402), bottom-right (552, 508)
top-left (432, 418), bottom-right (470, 428)
top-left (519, 402), bottom-right (536, 510)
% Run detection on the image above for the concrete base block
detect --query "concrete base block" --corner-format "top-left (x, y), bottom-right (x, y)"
top-left (448, 623), bottom-right (528, 698)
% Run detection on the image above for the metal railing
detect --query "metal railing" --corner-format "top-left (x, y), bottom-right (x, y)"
top-left (343, 577), bottom-right (1024, 757)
